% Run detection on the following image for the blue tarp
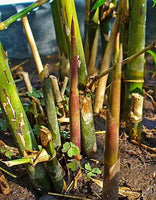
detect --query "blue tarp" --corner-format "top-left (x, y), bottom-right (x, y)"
top-left (0, 1), bottom-right (155, 58)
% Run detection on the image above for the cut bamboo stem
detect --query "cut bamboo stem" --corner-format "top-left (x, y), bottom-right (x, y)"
top-left (20, 71), bottom-right (33, 93)
top-left (50, 75), bottom-right (64, 109)
top-left (41, 67), bottom-right (61, 149)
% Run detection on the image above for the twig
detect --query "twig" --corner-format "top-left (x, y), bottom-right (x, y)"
top-left (11, 59), bottom-right (29, 72)
top-left (143, 89), bottom-right (156, 109)
top-left (122, 40), bottom-right (156, 65)
top-left (48, 192), bottom-right (91, 200)
top-left (131, 140), bottom-right (156, 153)
top-left (0, 167), bottom-right (17, 178)
top-left (86, 67), bottom-right (113, 92)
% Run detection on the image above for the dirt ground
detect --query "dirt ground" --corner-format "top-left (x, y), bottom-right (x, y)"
top-left (0, 54), bottom-right (156, 200)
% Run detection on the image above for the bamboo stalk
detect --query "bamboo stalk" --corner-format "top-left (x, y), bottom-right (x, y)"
top-left (94, 0), bottom-right (122, 113)
top-left (0, 0), bottom-right (50, 30)
top-left (0, 43), bottom-right (52, 193)
top-left (84, 0), bottom-right (100, 76)
top-left (103, 35), bottom-right (122, 199)
top-left (20, 72), bottom-right (33, 93)
top-left (100, 0), bottom-right (117, 55)
top-left (40, 126), bottom-right (64, 193)
top-left (50, 75), bottom-right (64, 109)
top-left (60, 76), bottom-right (69, 100)
top-left (69, 18), bottom-right (81, 150)
top-left (123, 0), bottom-right (147, 141)
top-left (41, 67), bottom-right (61, 149)
top-left (80, 95), bottom-right (97, 157)
top-left (22, 16), bottom-right (43, 74)
top-left (84, 0), bottom-right (90, 66)
top-left (21, 13), bottom-right (61, 147)
top-left (56, 0), bottom-right (88, 89)
top-left (122, 40), bottom-right (156, 66)
top-left (120, 0), bottom-right (129, 120)
top-left (50, 0), bottom-right (70, 79)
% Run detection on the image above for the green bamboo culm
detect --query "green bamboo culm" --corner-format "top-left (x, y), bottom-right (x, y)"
top-left (40, 126), bottom-right (64, 193)
top-left (120, 0), bottom-right (129, 121)
top-left (84, 0), bottom-right (99, 76)
top-left (51, 0), bottom-right (70, 79)
top-left (0, 43), bottom-right (52, 194)
top-left (123, 0), bottom-right (147, 141)
top-left (41, 67), bottom-right (61, 149)
top-left (0, 0), bottom-right (50, 30)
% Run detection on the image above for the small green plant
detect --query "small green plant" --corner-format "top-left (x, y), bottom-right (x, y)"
top-left (0, 141), bottom-right (19, 159)
top-left (26, 88), bottom-right (44, 99)
top-left (62, 142), bottom-right (80, 157)
top-left (62, 142), bottom-right (101, 178)
top-left (85, 163), bottom-right (101, 178)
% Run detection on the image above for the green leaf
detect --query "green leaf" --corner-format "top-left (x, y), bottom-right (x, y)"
top-left (92, 168), bottom-right (101, 174)
top-left (5, 151), bottom-right (14, 159)
top-left (70, 142), bottom-right (77, 148)
top-left (85, 163), bottom-right (92, 171)
top-left (71, 147), bottom-right (80, 156)
top-left (92, 0), bottom-right (107, 11)
top-left (26, 88), bottom-right (43, 99)
top-left (147, 50), bottom-right (156, 67)
top-left (67, 159), bottom-right (78, 171)
top-left (152, 0), bottom-right (156, 7)
top-left (86, 172), bottom-right (96, 179)
top-left (68, 148), bottom-right (74, 157)
top-left (62, 142), bottom-right (70, 153)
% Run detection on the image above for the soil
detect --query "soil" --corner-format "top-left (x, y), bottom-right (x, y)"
top-left (0, 54), bottom-right (156, 200)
